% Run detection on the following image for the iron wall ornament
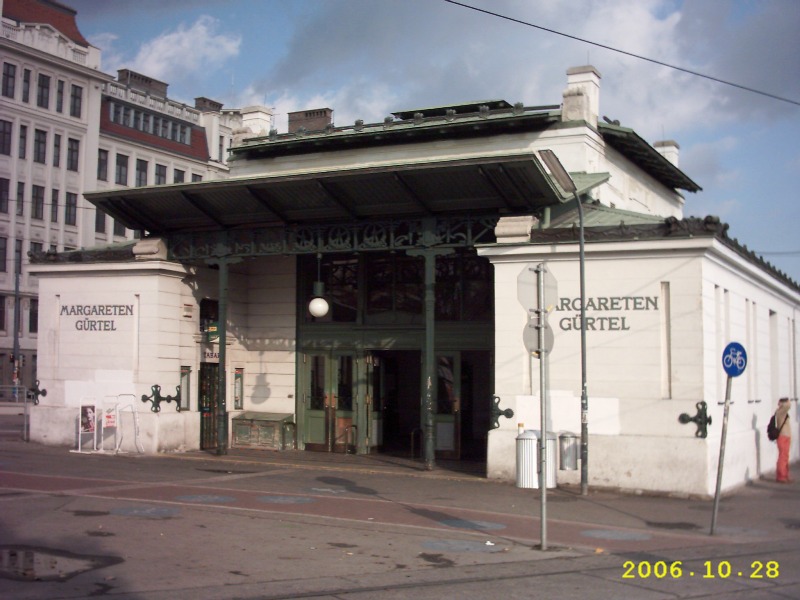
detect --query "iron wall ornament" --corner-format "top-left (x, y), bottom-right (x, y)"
top-left (29, 380), bottom-right (47, 405)
top-left (168, 215), bottom-right (499, 262)
top-left (141, 385), bottom-right (182, 413)
top-left (489, 395), bottom-right (515, 430)
top-left (678, 401), bottom-right (712, 438)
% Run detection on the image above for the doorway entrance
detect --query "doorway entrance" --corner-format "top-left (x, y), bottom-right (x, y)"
top-left (199, 362), bottom-right (219, 450)
top-left (302, 353), bottom-right (357, 453)
top-left (299, 349), bottom-right (491, 461)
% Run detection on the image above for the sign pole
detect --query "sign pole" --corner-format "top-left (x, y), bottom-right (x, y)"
top-left (711, 341), bottom-right (747, 536)
top-left (710, 375), bottom-right (732, 535)
top-left (537, 264), bottom-right (548, 551)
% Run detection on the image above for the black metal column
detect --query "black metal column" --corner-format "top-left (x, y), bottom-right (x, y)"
top-left (408, 218), bottom-right (453, 471)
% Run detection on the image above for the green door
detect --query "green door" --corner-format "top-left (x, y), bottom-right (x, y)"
top-left (302, 353), bottom-right (357, 453)
top-left (199, 362), bottom-right (219, 450)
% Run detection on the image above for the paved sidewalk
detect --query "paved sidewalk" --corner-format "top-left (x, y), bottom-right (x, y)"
top-left (0, 440), bottom-right (798, 599)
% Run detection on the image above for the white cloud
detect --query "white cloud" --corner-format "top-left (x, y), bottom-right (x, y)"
top-left (128, 16), bottom-right (240, 84)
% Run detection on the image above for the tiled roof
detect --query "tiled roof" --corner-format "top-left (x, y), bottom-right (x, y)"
top-left (3, 0), bottom-right (90, 47)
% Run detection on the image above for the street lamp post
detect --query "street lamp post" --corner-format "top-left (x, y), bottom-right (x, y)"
top-left (537, 150), bottom-right (589, 496)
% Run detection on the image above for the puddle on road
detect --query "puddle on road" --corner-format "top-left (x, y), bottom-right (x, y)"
top-left (0, 545), bottom-right (123, 582)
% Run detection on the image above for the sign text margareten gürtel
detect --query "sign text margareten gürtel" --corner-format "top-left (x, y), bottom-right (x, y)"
top-left (556, 295), bottom-right (658, 331)
top-left (60, 304), bottom-right (134, 331)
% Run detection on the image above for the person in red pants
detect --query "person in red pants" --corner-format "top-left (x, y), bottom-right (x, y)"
top-left (775, 397), bottom-right (792, 483)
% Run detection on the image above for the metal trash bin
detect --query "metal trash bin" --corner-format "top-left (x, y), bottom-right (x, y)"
top-left (559, 432), bottom-right (579, 470)
top-left (232, 412), bottom-right (294, 451)
top-left (516, 430), bottom-right (556, 489)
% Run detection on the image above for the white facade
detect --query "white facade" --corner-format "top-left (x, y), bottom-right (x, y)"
top-left (482, 235), bottom-right (799, 496)
top-left (0, 0), bottom-right (273, 387)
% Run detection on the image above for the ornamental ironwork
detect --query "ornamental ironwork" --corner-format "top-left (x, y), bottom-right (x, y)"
top-left (168, 215), bottom-right (498, 261)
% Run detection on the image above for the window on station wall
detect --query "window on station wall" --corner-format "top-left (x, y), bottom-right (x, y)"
top-left (435, 252), bottom-right (493, 321)
top-left (234, 368), bottom-right (243, 410)
top-left (179, 366), bottom-right (191, 410)
top-left (365, 254), bottom-right (423, 323)
top-left (301, 251), bottom-right (492, 325)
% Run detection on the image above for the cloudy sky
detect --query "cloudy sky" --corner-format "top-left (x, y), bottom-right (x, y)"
top-left (66, 0), bottom-right (800, 281)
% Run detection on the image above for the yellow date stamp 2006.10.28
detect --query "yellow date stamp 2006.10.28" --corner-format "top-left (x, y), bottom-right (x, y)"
top-left (622, 560), bottom-right (780, 580)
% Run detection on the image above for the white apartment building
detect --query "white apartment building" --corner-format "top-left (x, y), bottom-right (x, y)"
top-left (1, 0), bottom-right (272, 389)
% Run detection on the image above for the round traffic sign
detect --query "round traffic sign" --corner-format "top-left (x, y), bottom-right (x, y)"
top-left (722, 342), bottom-right (747, 377)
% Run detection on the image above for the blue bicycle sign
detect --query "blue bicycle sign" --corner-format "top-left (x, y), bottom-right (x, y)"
top-left (722, 342), bottom-right (747, 377)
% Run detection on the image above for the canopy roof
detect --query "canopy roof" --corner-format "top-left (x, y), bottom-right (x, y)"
top-left (86, 153), bottom-right (570, 235)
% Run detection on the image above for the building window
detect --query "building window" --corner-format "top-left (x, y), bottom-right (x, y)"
top-left (56, 80), bottom-right (64, 112)
top-left (173, 169), bottom-right (185, 183)
top-left (0, 296), bottom-right (5, 330)
top-left (95, 207), bottom-right (106, 233)
top-left (219, 135), bottom-right (224, 161)
top-left (115, 154), bottom-right (128, 185)
top-left (31, 185), bottom-right (44, 220)
top-left (0, 120), bottom-right (11, 155)
top-left (67, 138), bottom-right (79, 171)
top-left (180, 366), bottom-right (191, 410)
top-left (234, 368), bottom-right (244, 410)
top-left (155, 164), bottom-right (166, 185)
top-left (135, 159), bottom-right (148, 187)
top-left (192, 174), bottom-right (203, 182)
top-left (200, 299), bottom-right (219, 335)
top-left (14, 240), bottom-right (22, 274)
top-left (97, 149), bottom-right (108, 180)
top-left (113, 219), bottom-right (126, 237)
top-left (0, 178), bottom-right (8, 213)
top-left (0, 238), bottom-right (6, 272)
top-left (33, 129), bottom-right (47, 164)
top-left (50, 189), bottom-right (58, 222)
top-left (36, 74), bottom-right (50, 109)
top-left (16, 182), bottom-right (24, 216)
top-left (2, 63), bottom-right (16, 98)
top-left (18, 125), bottom-right (27, 159)
top-left (69, 85), bottom-right (82, 118)
top-left (65, 192), bottom-right (77, 226)
top-left (29, 298), bottom-right (38, 334)
top-left (22, 69), bottom-right (30, 102)
top-left (52, 133), bottom-right (61, 167)
top-left (30, 241), bottom-right (42, 255)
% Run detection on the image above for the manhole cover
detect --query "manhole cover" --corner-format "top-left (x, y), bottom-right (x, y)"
top-left (0, 546), bottom-right (123, 582)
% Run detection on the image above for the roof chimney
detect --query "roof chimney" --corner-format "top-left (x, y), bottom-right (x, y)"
top-left (654, 140), bottom-right (680, 167)
top-left (288, 108), bottom-right (334, 133)
top-left (562, 65), bottom-right (601, 127)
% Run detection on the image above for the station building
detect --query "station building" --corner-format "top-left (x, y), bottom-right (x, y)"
top-left (28, 65), bottom-right (799, 496)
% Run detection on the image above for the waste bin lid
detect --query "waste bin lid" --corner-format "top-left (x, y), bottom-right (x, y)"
top-left (527, 429), bottom-right (558, 440)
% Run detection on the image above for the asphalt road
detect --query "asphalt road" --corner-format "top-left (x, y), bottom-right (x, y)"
top-left (0, 439), bottom-right (798, 599)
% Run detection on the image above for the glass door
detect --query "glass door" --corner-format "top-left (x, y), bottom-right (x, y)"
top-left (302, 353), bottom-right (357, 453)
top-left (435, 354), bottom-right (461, 459)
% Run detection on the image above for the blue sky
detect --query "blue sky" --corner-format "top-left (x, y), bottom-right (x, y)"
top-left (66, 0), bottom-right (800, 282)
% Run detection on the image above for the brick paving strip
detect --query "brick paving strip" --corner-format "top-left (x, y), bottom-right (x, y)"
top-left (0, 469), bottom-right (738, 554)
